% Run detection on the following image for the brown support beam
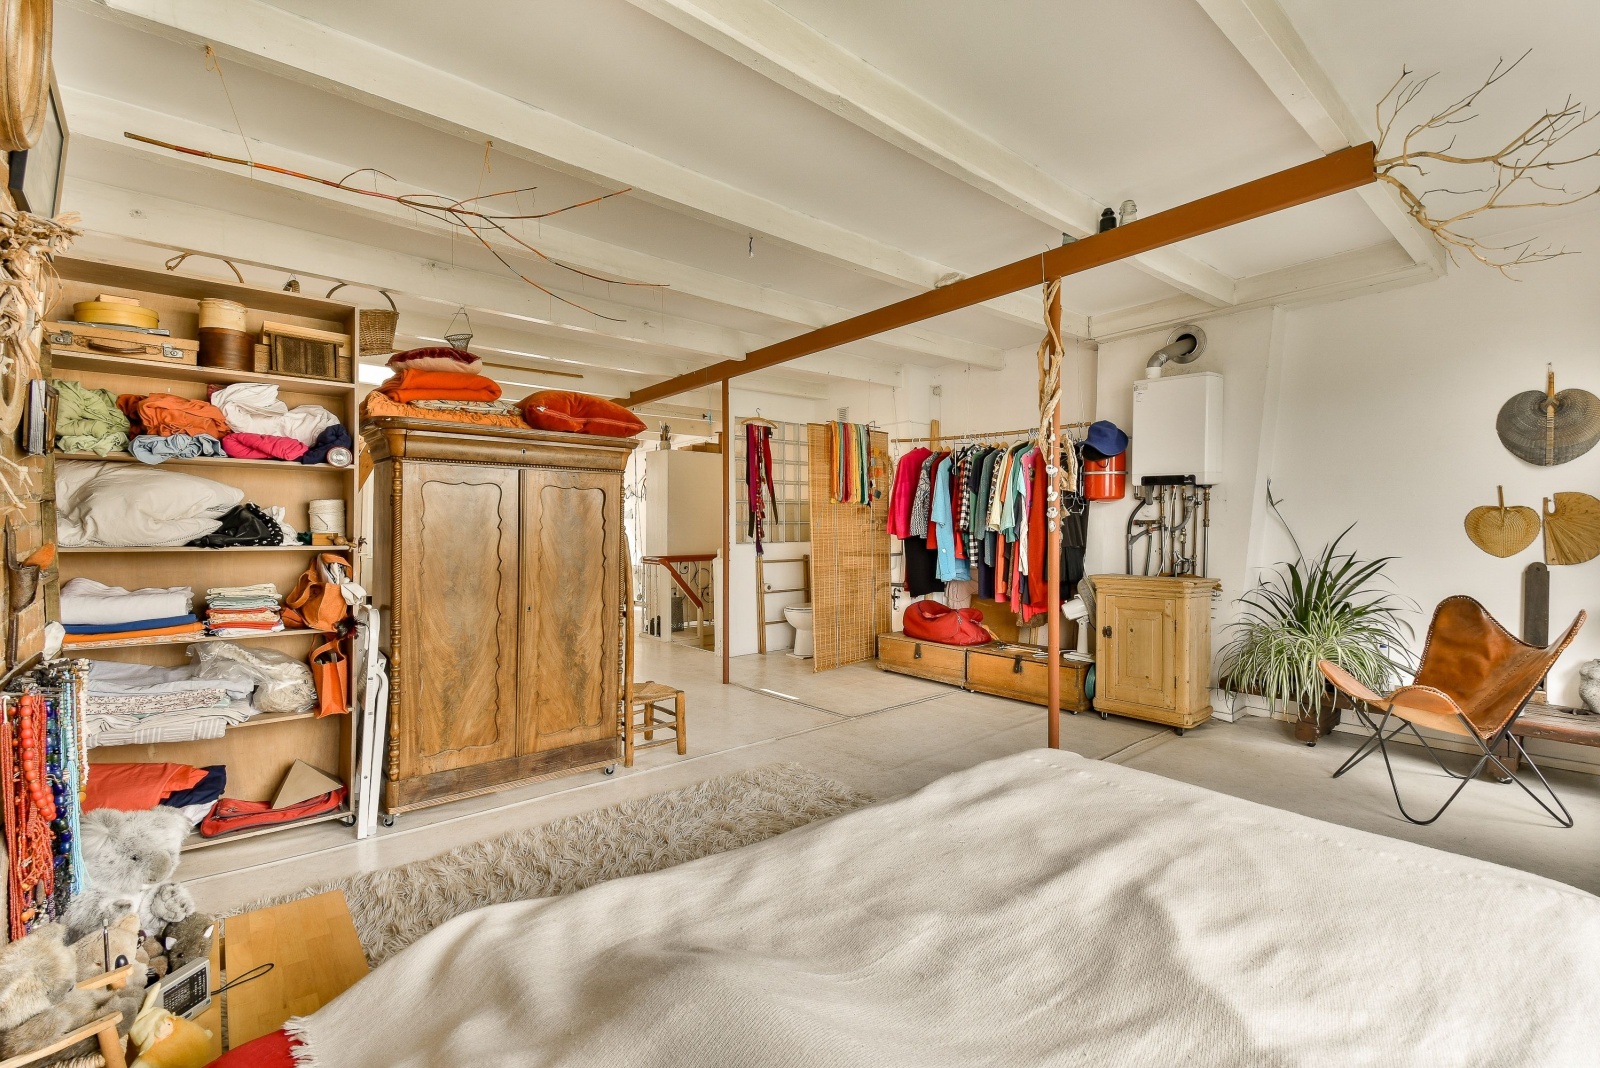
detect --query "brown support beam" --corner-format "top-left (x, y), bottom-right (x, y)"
top-left (621, 143), bottom-right (1375, 407)
top-left (1045, 283), bottom-right (1062, 750)
top-left (721, 376), bottom-right (731, 686)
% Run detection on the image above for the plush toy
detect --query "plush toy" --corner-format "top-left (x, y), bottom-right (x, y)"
top-left (127, 985), bottom-right (214, 1068)
top-left (0, 924), bottom-right (116, 1060)
top-left (147, 913), bottom-right (216, 978)
top-left (64, 807), bottom-right (196, 940)
top-left (69, 912), bottom-right (144, 981)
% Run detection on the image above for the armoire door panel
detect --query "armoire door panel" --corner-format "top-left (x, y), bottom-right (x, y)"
top-left (399, 463), bottom-right (522, 778)
top-left (519, 470), bottom-right (621, 754)
top-left (1105, 596), bottom-right (1176, 709)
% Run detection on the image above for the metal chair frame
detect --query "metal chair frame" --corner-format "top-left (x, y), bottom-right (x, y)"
top-left (1367, 697), bottom-right (1572, 827)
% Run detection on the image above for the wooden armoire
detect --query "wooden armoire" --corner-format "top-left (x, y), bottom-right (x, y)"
top-left (1092, 574), bottom-right (1220, 732)
top-left (363, 418), bottom-right (636, 814)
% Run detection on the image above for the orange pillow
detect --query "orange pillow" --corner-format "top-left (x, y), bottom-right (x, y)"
top-left (519, 391), bottom-right (646, 437)
top-left (86, 762), bottom-right (208, 812)
top-left (376, 368), bottom-right (503, 404)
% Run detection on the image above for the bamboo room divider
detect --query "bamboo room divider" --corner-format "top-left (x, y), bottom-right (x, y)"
top-left (806, 424), bottom-right (891, 672)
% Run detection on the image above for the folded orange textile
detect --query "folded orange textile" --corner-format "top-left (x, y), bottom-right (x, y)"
top-left (376, 368), bottom-right (503, 403)
top-left (361, 390), bottom-right (530, 430)
top-left (63, 621), bottom-right (206, 644)
top-left (138, 393), bottom-right (231, 438)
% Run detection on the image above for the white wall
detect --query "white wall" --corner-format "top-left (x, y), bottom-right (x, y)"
top-left (1268, 209), bottom-right (1600, 708)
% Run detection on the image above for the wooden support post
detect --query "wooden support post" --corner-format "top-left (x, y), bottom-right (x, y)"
top-left (721, 376), bottom-right (731, 686)
top-left (1045, 283), bottom-right (1063, 750)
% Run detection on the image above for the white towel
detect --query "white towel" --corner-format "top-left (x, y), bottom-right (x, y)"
top-left (60, 578), bottom-right (193, 626)
top-left (211, 382), bottom-right (341, 446)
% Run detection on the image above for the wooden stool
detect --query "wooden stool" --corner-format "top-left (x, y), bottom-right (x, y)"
top-left (624, 681), bottom-right (687, 767)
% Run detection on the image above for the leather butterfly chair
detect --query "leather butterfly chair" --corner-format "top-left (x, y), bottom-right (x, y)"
top-left (1318, 596), bottom-right (1586, 827)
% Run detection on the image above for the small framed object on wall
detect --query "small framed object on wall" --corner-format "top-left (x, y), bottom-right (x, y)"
top-left (6, 75), bottom-right (67, 217)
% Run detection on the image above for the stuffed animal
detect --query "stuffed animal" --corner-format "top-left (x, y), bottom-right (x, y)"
top-left (69, 912), bottom-right (144, 981)
top-left (148, 913), bottom-right (216, 978)
top-left (65, 807), bottom-right (196, 940)
top-left (127, 985), bottom-right (214, 1068)
top-left (0, 924), bottom-right (116, 1060)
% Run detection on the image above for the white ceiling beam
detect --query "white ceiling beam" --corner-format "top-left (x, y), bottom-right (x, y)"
top-left (66, 178), bottom-right (764, 364)
top-left (621, 0), bottom-right (1238, 307)
top-left (79, 0), bottom-right (1052, 331)
top-left (63, 88), bottom-right (1006, 370)
top-left (1086, 241), bottom-right (1435, 341)
top-left (1190, 0), bottom-right (1447, 275)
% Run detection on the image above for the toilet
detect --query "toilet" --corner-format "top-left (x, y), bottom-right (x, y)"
top-left (783, 604), bottom-right (815, 658)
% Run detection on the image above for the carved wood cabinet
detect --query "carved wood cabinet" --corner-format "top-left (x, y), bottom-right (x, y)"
top-left (1091, 574), bottom-right (1220, 732)
top-left (363, 418), bottom-right (635, 813)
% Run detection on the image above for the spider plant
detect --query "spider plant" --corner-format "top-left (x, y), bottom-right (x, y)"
top-left (1218, 525), bottom-right (1414, 721)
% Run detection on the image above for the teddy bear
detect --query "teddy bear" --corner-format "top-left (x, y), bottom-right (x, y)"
top-left (1580, 659), bottom-right (1600, 715)
top-left (64, 807), bottom-right (196, 941)
top-left (0, 924), bottom-right (117, 1061)
top-left (67, 913), bottom-right (152, 1038)
top-left (144, 913), bottom-right (216, 980)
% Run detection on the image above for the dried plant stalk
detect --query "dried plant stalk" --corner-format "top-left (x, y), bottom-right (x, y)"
top-left (1375, 51), bottom-right (1600, 274)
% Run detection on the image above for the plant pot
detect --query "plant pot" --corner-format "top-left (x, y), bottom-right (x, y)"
top-left (1295, 692), bottom-right (1345, 746)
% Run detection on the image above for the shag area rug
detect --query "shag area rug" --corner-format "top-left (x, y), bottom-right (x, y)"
top-left (232, 763), bottom-right (871, 964)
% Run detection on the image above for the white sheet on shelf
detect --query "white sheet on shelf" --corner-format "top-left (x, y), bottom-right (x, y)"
top-left (60, 578), bottom-right (194, 626)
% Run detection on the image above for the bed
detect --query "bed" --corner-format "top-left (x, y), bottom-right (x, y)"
top-left (225, 749), bottom-right (1600, 1067)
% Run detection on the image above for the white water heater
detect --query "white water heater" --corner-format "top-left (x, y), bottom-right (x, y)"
top-left (1131, 371), bottom-right (1223, 486)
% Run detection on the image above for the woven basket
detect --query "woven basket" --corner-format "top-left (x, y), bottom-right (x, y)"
top-left (327, 283), bottom-right (399, 356)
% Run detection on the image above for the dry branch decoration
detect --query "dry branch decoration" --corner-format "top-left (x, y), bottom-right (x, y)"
top-left (126, 132), bottom-right (660, 321)
top-left (1376, 51), bottom-right (1600, 274)
top-left (0, 207), bottom-right (79, 512)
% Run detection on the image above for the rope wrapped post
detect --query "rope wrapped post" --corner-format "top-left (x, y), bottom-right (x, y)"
top-left (1037, 279), bottom-right (1065, 748)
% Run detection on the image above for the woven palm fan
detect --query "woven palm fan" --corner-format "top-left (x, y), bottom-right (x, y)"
top-left (1496, 367), bottom-right (1600, 467)
top-left (1543, 492), bottom-right (1600, 566)
top-left (1464, 486), bottom-right (1539, 557)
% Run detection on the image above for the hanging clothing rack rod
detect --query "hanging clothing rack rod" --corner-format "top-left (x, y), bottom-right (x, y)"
top-left (891, 421), bottom-right (1093, 445)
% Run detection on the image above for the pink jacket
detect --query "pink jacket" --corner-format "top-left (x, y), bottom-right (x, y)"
top-left (887, 447), bottom-right (931, 538)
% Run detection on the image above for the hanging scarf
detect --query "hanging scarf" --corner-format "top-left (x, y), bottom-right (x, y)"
top-left (745, 423), bottom-right (776, 554)
top-left (830, 421), bottom-right (873, 504)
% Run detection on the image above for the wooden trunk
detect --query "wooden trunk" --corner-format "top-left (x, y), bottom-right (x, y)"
top-left (875, 632), bottom-right (968, 685)
top-left (964, 643), bottom-right (1092, 713)
top-left (364, 418), bottom-right (634, 813)
top-left (1091, 574), bottom-right (1219, 731)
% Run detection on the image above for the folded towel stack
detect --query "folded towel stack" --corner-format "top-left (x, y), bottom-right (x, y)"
top-left (60, 577), bottom-right (204, 645)
top-left (205, 582), bottom-right (285, 636)
top-left (83, 661), bottom-right (259, 752)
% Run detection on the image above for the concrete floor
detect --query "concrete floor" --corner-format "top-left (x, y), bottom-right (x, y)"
top-left (181, 639), bottom-right (1600, 913)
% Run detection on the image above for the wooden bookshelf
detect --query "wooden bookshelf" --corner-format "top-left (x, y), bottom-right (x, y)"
top-left (47, 257), bottom-right (361, 839)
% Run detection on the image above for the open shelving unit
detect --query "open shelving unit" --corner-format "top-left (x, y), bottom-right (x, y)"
top-left (46, 257), bottom-right (362, 848)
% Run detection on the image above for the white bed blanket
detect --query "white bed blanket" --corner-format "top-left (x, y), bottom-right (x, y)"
top-left (289, 750), bottom-right (1600, 1067)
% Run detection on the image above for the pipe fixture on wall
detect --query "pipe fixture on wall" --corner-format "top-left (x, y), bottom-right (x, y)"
top-left (1144, 324), bottom-right (1206, 379)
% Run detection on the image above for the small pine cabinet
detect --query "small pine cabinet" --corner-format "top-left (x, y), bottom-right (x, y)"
top-left (1092, 574), bottom-right (1219, 731)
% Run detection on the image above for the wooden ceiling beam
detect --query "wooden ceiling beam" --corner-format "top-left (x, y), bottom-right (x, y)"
top-left (622, 143), bottom-right (1376, 407)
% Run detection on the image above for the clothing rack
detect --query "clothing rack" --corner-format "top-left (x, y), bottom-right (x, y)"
top-left (891, 420), bottom-right (1093, 446)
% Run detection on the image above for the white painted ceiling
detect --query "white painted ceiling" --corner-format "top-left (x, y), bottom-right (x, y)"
top-left (45, 0), bottom-right (1595, 404)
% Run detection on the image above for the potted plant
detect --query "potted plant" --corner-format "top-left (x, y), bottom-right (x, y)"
top-left (1218, 526), bottom-right (1413, 745)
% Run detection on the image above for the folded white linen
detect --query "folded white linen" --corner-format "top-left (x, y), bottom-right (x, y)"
top-left (86, 659), bottom-right (255, 699)
top-left (86, 699), bottom-right (256, 747)
top-left (60, 578), bottom-right (194, 626)
top-left (211, 382), bottom-right (341, 446)
top-left (55, 460), bottom-right (240, 547)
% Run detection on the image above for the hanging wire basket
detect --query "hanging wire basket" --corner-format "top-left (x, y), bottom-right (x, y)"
top-left (326, 282), bottom-right (399, 356)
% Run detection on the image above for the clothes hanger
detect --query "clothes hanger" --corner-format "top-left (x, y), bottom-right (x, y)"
top-left (739, 408), bottom-right (776, 428)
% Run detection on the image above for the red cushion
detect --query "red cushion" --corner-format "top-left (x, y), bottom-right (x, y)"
top-left (519, 391), bottom-right (646, 438)
top-left (385, 346), bottom-right (484, 374)
top-left (205, 1028), bottom-right (299, 1068)
top-left (901, 600), bottom-right (992, 646)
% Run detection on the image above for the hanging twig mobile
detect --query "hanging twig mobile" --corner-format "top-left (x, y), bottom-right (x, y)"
top-left (123, 131), bottom-right (663, 321)
top-left (1375, 51), bottom-right (1600, 274)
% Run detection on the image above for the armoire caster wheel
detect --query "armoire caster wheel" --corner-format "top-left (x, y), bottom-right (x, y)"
top-left (603, 765), bottom-right (617, 776)
top-left (1174, 728), bottom-right (1185, 736)
top-left (380, 814), bottom-right (396, 828)
top-left (1099, 712), bottom-right (1108, 721)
